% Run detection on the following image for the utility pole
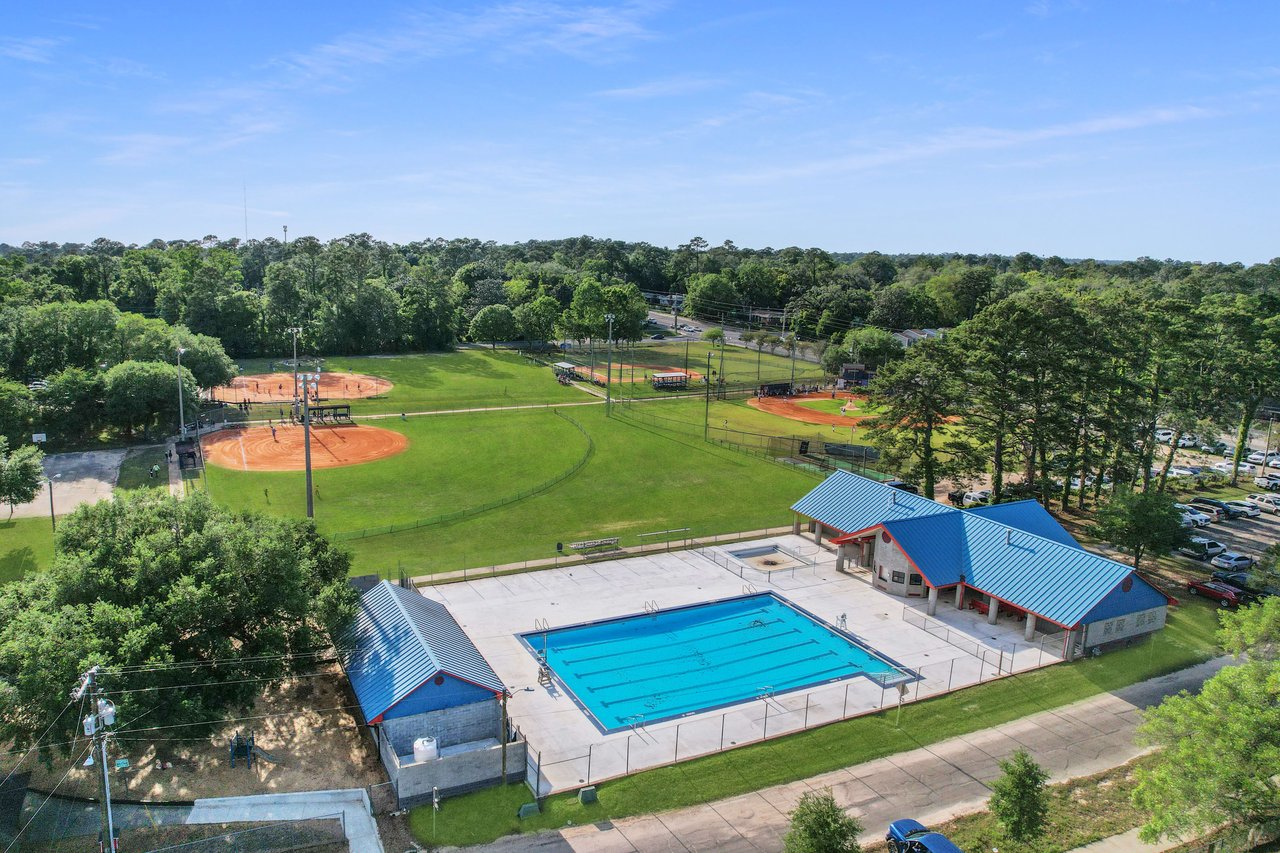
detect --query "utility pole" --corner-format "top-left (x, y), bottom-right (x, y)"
top-left (283, 225), bottom-right (288, 248)
top-left (175, 346), bottom-right (187, 438)
top-left (604, 314), bottom-right (615, 413)
top-left (74, 667), bottom-right (117, 852)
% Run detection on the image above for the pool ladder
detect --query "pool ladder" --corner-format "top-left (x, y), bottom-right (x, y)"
top-left (623, 713), bottom-right (646, 731)
top-left (743, 583), bottom-right (758, 595)
top-left (534, 618), bottom-right (552, 687)
top-left (643, 600), bottom-right (659, 615)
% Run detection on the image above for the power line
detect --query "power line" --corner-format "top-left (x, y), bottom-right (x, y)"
top-left (113, 703), bottom-right (364, 736)
top-left (2, 735), bottom-right (92, 853)
top-left (0, 698), bottom-right (76, 791)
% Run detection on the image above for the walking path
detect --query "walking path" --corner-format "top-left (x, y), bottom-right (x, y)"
top-left (464, 657), bottom-right (1229, 852)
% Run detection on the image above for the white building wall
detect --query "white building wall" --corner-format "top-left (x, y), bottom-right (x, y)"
top-left (869, 536), bottom-right (927, 598)
top-left (1083, 606), bottom-right (1167, 649)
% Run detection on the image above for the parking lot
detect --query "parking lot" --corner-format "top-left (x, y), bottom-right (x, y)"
top-left (1183, 507), bottom-right (1280, 567)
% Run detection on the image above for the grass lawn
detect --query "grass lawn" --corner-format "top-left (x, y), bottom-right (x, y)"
top-left (339, 406), bottom-right (822, 576)
top-left (620, 397), bottom-right (877, 444)
top-left (115, 445), bottom-right (170, 493)
top-left (203, 409), bottom-right (587, 537)
top-left (410, 598), bottom-right (1222, 848)
top-left (862, 755), bottom-right (1157, 853)
top-left (793, 397), bottom-right (881, 418)
top-left (232, 350), bottom-right (593, 417)
top-left (0, 516), bottom-right (55, 583)
top-left (599, 341), bottom-right (825, 399)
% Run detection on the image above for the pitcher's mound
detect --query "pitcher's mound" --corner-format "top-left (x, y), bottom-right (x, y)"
top-left (213, 372), bottom-right (392, 404)
top-left (202, 424), bottom-right (409, 472)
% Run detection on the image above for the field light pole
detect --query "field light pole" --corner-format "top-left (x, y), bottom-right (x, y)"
top-left (704, 351), bottom-right (712, 442)
top-left (604, 313), bottom-right (615, 413)
top-left (175, 346), bottom-right (187, 438)
top-left (287, 327), bottom-right (302, 410)
top-left (303, 367), bottom-right (316, 519)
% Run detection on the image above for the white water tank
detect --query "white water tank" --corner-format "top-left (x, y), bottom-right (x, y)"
top-left (413, 736), bottom-right (439, 763)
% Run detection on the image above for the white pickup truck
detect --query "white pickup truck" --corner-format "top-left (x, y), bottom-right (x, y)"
top-left (1254, 472), bottom-right (1280, 490)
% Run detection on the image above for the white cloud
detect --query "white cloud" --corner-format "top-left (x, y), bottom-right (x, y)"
top-left (0, 36), bottom-right (63, 64)
top-left (96, 134), bottom-right (194, 166)
top-left (597, 75), bottom-right (723, 99)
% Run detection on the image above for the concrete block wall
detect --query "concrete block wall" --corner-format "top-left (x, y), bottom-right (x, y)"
top-left (381, 699), bottom-right (500, 756)
top-left (394, 741), bottom-right (528, 805)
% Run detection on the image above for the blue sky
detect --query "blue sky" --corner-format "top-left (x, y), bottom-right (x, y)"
top-left (2, 2), bottom-right (1277, 261)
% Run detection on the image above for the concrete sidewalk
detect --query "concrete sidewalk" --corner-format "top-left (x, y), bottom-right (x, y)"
top-left (186, 788), bottom-right (383, 853)
top-left (465, 657), bottom-right (1229, 852)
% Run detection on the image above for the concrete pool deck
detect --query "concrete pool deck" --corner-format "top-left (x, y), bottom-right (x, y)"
top-left (419, 536), bottom-right (1065, 794)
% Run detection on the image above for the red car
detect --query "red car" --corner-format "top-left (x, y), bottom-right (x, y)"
top-left (1187, 579), bottom-right (1245, 607)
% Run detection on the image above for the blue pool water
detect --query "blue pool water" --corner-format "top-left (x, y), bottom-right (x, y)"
top-left (526, 593), bottom-right (909, 732)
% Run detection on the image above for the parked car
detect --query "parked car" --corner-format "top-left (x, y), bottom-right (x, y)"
top-left (1246, 493), bottom-right (1280, 514)
top-left (1176, 434), bottom-right (1200, 448)
top-left (1211, 460), bottom-right (1255, 475)
top-left (1187, 498), bottom-right (1230, 521)
top-left (1167, 466), bottom-right (1199, 478)
top-left (1173, 504), bottom-right (1213, 527)
top-left (962, 489), bottom-right (992, 507)
top-left (1186, 579), bottom-right (1247, 607)
top-left (1190, 497), bottom-right (1244, 520)
top-left (1154, 427), bottom-right (1175, 443)
top-left (1178, 537), bottom-right (1227, 560)
top-left (1200, 440), bottom-right (1232, 457)
top-left (1210, 571), bottom-right (1274, 602)
top-left (1210, 552), bottom-right (1257, 571)
top-left (1224, 500), bottom-right (1262, 518)
top-left (885, 480), bottom-right (920, 494)
top-left (1254, 473), bottom-right (1280, 490)
top-left (886, 820), bottom-right (964, 853)
top-left (1247, 450), bottom-right (1280, 464)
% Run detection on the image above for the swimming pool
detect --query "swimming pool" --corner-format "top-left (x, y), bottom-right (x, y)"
top-left (524, 593), bottom-right (910, 732)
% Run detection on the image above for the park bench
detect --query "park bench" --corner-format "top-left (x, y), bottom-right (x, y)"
top-left (567, 537), bottom-right (621, 553)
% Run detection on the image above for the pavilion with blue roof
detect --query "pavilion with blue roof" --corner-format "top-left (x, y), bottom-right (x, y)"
top-left (791, 472), bottom-right (1170, 656)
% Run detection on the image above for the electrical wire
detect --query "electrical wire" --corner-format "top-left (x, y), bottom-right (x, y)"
top-left (0, 697), bottom-right (76, 790)
top-left (2, 743), bottom-right (94, 853)
top-left (112, 704), bottom-right (364, 736)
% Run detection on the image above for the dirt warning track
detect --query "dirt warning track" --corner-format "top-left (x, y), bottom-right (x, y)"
top-left (212, 372), bottom-right (392, 404)
top-left (201, 424), bottom-right (409, 471)
top-left (746, 391), bottom-right (872, 426)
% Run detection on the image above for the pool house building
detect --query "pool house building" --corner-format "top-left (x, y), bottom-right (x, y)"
top-left (791, 472), bottom-right (1169, 658)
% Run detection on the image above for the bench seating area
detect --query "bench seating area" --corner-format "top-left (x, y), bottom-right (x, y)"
top-left (567, 537), bottom-right (621, 553)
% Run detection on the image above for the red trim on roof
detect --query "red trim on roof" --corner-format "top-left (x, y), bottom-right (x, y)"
top-left (830, 523), bottom-right (884, 545)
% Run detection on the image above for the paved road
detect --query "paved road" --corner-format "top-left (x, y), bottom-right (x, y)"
top-left (462, 658), bottom-right (1229, 852)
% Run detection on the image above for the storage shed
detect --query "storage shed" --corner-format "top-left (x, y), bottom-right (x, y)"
top-left (341, 581), bottom-right (524, 803)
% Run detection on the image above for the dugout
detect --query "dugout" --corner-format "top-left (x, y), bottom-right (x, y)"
top-left (650, 371), bottom-right (689, 390)
top-left (552, 362), bottom-right (578, 377)
top-left (309, 404), bottom-right (354, 424)
top-left (758, 381), bottom-right (793, 397)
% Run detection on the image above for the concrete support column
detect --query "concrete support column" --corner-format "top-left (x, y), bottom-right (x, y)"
top-left (926, 586), bottom-right (939, 617)
top-left (813, 523), bottom-right (823, 546)
top-left (835, 545), bottom-right (846, 572)
top-left (1024, 613), bottom-right (1037, 641)
top-left (986, 594), bottom-right (999, 625)
top-left (954, 584), bottom-right (966, 610)
top-left (792, 514), bottom-right (802, 536)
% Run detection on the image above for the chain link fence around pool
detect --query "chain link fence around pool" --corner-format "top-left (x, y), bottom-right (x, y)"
top-left (520, 604), bottom-right (1072, 797)
top-left (331, 410), bottom-right (594, 542)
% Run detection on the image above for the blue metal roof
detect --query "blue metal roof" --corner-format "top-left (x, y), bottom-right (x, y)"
top-left (956, 513), bottom-right (1136, 628)
top-left (791, 470), bottom-right (949, 534)
top-left (962, 500), bottom-right (1082, 549)
top-left (792, 475), bottom-right (1160, 628)
top-left (341, 581), bottom-right (503, 723)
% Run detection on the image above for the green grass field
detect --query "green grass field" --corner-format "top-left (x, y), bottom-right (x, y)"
top-left (115, 445), bottom-right (170, 493)
top-left (411, 597), bottom-right (1222, 847)
top-left (335, 406), bottom-right (821, 576)
top-left (203, 409), bottom-right (587, 535)
top-left (617, 397), bottom-right (878, 445)
top-left (554, 340), bottom-right (825, 399)
top-left (0, 517), bottom-right (55, 583)
top-left (231, 350), bottom-right (593, 417)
